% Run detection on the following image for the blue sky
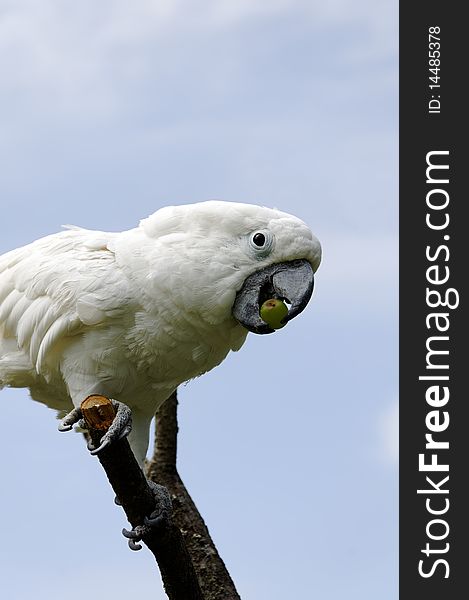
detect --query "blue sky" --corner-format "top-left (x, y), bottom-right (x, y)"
top-left (0, 1), bottom-right (397, 599)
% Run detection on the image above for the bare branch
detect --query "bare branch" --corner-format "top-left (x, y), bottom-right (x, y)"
top-left (147, 391), bottom-right (241, 600)
top-left (81, 395), bottom-right (203, 600)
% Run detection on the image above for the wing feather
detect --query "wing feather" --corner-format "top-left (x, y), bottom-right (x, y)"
top-left (29, 303), bottom-right (60, 365)
top-left (0, 228), bottom-right (132, 382)
top-left (36, 314), bottom-right (82, 373)
top-left (17, 296), bottom-right (53, 348)
top-left (0, 289), bottom-right (22, 326)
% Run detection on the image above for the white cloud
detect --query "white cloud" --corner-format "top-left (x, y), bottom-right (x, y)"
top-left (0, 0), bottom-right (396, 103)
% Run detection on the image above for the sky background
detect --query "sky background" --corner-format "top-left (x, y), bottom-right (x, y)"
top-left (0, 1), bottom-right (397, 599)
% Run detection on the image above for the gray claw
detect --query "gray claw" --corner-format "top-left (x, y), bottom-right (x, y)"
top-left (89, 436), bottom-right (112, 455)
top-left (118, 424), bottom-right (132, 440)
top-left (144, 514), bottom-right (165, 530)
top-left (122, 527), bottom-right (145, 551)
top-left (58, 423), bottom-right (73, 432)
top-left (58, 406), bottom-right (83, 432)
top-left (128, 539), bottom-right (142, 551)
top-left (122, 527), bottom-right (138, 539)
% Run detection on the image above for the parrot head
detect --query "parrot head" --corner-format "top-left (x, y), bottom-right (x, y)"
top-left (229, 207), bottom-right (321, 334)
top-left (139, 201), bottom-right (321, 333)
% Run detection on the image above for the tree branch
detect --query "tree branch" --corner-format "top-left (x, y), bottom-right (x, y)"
top-left (80, 395), bottom-right (203, 600)
top-left (80, 392), bottom-right (241, 599)
top-left (146, 391), bottom-right (241, 600)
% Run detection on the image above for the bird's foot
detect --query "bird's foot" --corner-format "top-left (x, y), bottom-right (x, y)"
top-left (86, 399), bottom-right (132, 454)
top-left (58, 406), bottom-right (83, 432)
top-left (121, 481), bottom-right (172, 551)
top-left (58, 398), bottom-right (132, 454)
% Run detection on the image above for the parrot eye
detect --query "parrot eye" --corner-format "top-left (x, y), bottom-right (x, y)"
top-left (252, 233), bottom-right (266, 247)
top-left (247, 230), bottom-right (274, 258)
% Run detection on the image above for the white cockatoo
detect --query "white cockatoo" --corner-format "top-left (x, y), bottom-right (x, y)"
top-left (0, 201), bottom-right (321, 465)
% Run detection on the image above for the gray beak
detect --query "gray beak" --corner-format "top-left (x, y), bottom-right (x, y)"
top-left (232, 259), bottom-right (314, 334)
